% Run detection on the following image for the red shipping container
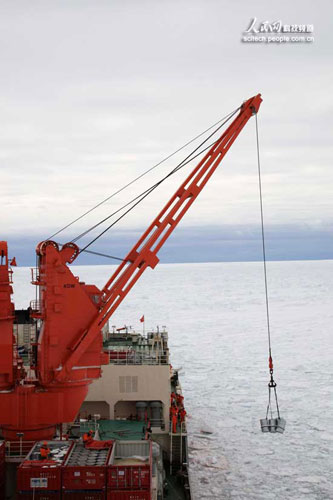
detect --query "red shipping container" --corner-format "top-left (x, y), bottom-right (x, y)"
top-left (18, 463), bottom-right (62, 491)
top-left (107, 441), bottom-right (152, 491)
top-left (62, 466), bottom-right (107, 490)
top-left (63, 491), bottom-right (106, 500)
top-left (17, 441), bottom-right (73, 492)
top-left (62, 442), bottom-right (112, 491)
top-left (108, 466), bottom-right (150, 490)
top-left (107, 490), bottom-right (150, 500)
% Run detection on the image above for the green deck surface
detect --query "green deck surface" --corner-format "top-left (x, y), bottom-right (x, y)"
top-left (98, 419), bottom-right (145, 441)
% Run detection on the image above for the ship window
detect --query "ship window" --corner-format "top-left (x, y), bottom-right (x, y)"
top-left (119, 376), bottom-right (138, 393)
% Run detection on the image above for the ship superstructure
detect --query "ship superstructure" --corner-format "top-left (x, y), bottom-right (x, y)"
top-left (81, 325), bottom-right (188, 472)
top-left (77, 323), bottom-right (191, 498)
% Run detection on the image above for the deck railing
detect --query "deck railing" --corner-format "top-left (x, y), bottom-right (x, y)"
top-left (5, 440), bottom-right (35, 460)
top-left (107, 350), bottom-right (168, 365)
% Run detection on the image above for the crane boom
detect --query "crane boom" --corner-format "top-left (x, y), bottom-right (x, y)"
top-left (55, 93), bottom-right (262, 381)
top-left (0, 93), bottom-right (262, 440)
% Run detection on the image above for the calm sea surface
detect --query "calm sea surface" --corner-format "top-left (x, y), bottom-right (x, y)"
top-left (12, 260), bottom-right (333, 500)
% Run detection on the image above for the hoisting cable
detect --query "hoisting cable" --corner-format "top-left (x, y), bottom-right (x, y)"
top-left (56, 134), bottom-right (226, 262)
top-left (72, 108), bottom-right (239, 245)
top-left (81, 249), bottom-right (125, 262)
top-left (77, 109), bottom-right (239, 254)
top-left (75, 135), bottom-right (227, 246)
top-left (79, 137), bottom-right (223, 253)
top-left (48, 107), bottom-right (240, 241)
top-left (255, 113), bottom-right (286, 434)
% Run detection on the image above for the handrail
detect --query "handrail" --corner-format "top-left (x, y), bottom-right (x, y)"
top-left (107, 349), bottom-right (168, 366)
top-left (31, 267), bottom-right (39, 284)
top-left (5, 440), bottom-right (35, 459)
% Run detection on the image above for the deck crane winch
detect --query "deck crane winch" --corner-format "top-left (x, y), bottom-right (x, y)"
top-left (0, 94), bottom-right (262, 441)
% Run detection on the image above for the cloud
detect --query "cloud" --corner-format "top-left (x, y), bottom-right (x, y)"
top-left (0, 0), bottom-right (332, 262)
top-left (7, 222), bottom-right (333, 266)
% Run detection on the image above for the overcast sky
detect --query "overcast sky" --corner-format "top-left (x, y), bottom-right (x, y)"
top-left (1, 0), bottom-right (332, 264)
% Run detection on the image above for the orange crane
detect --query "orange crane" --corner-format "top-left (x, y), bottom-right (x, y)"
top-left (0, 94), bottom-right (262, 440)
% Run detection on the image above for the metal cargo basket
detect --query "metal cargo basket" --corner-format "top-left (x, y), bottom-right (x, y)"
top-left (260, 417), bottom-right (286, 434)
top-left (261, 371), bottom-right (286, 434)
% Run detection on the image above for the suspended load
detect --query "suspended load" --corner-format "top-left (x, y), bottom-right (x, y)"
top-left (260, 357), bottom-right (286, 433)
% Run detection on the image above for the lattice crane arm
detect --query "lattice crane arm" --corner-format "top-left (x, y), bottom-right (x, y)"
top-left (55, 93), bottom-right (262, 381)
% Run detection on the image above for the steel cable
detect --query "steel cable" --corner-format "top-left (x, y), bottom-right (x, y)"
top-left (255, 113), bottom-right (283, 428)
top-left (255, 113), bottom-right (272, 357)
top-left (78, 109), bottom-right (239, 254)
top-left (48, 107), bottom-right (239, 241)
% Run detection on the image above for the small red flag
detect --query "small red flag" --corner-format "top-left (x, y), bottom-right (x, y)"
top-left (140, 315), bottom-right (145, 323)
top-left (10, 257), bottom-right (17, 267)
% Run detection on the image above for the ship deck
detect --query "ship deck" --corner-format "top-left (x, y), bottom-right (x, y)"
top-left (98, 419), bottom-right (145, 441)
top-left (79, 419), bottom-right (190, 499)
top-left (103, 328), bottom-right (169, 365)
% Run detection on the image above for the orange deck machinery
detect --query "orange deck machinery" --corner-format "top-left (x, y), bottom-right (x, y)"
top-left (0, 95), bottom-right (262, 440)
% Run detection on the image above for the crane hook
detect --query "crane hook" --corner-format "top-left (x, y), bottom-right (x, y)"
top-left (260, 355), bottom-right (286, 433)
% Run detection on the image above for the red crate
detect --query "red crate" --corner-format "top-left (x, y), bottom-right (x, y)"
top-left (62, 441), bottom-right (112, 490)
top-left (107, 466), bottom-right (150, 490)
top-left (17, 441), bottom-right (73, 492)
top-left (17, 492), bottom-right (60, 500)
top-left (63, 491), bottom-right (106, 500)
top-left (17, 462), bottom-right (62, 491)
top-left (107, 491), bottom-right (150, 500)
top-left (62, 466), bottom-right (107, 490)
top-left (107, 442), bottom-right (152, 491)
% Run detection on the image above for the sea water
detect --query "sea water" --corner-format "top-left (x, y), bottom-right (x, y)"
top-left (12, 260), bottom-right (333, 499)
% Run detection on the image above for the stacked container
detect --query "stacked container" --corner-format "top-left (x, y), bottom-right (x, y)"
top-left (107, 441), bottom-right (152, 500)
top-left (0, 441), bottom-right (5, 500)
top-left (62, 442), bottom-right (113, 499)
top-left (17, 440), bottom-right (73, 500)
